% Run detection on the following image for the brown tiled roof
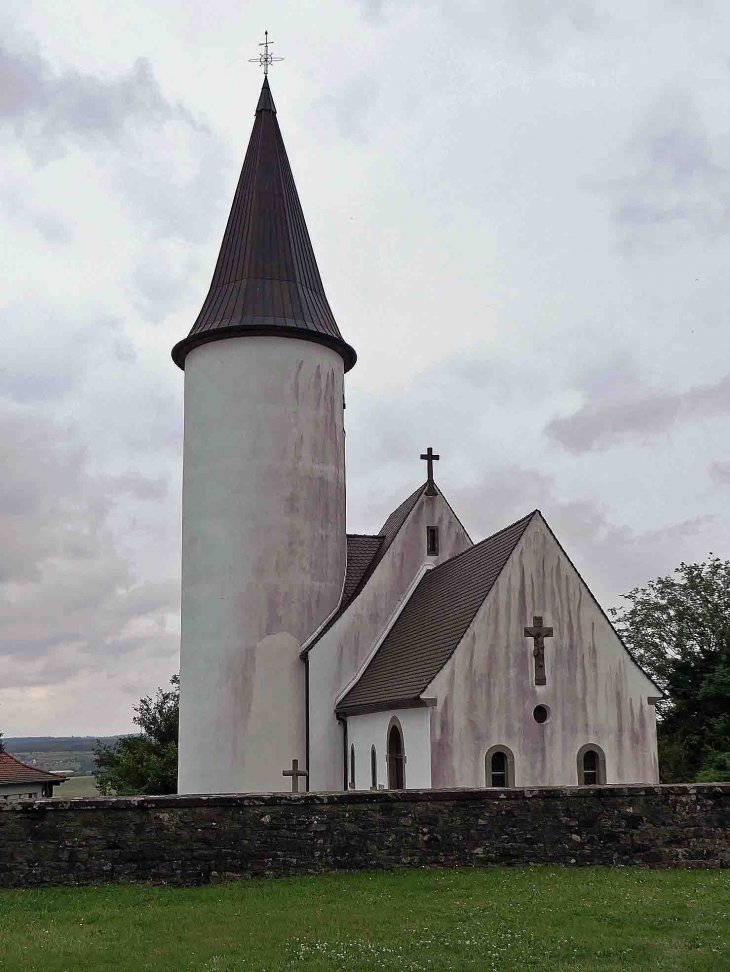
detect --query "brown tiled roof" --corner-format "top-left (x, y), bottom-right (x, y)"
top-left (342, 535), bottom-right (384, 603)
top-left (337, 511), bottom-right (536, 714)
top-left (0, 751), bottom-right (68, 786)
top-left (172, 77), bottom-right (356, 372)
top-left (301, 483), bottom-right (428, 656)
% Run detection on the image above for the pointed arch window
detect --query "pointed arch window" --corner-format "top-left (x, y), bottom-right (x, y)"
top-left (484, 746), bottom-right (515, 787)
top-left (577, 744), bottom-right (606, 785)
top-left (370, 746), bottom-right (378, 790)
top-left (387, 718), bottom-right (405, 789)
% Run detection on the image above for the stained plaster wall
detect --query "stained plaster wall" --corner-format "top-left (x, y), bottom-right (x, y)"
top-left (178, 336), bottom-right (346, 795)
top-left (427, 514), bottom-right (660, 788)
top-left (307, 492), bottom-right (471, 791)
top-left (346, 708), bottom-right (432, 790)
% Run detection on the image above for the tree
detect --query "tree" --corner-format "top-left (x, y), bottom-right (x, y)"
top-left (94, 674), bottom-right (179, 795)
top-left (609, 556), bottom-right (730, 783)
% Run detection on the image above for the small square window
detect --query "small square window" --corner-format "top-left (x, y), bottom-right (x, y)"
top-left (426, 526), bottom-right (439, 556)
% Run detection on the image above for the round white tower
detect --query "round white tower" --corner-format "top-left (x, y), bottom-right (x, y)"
top-left (172, 78), bottom-right (356, 794)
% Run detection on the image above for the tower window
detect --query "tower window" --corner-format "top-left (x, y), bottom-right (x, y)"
top-left (426, 526), bottom-right (439, 556)
top-left (533, 704), bottom-right (549, 724)
top-left (350, 744), bottom-right (356, 789)
top-left (370, 746), bottom-right (377, 790)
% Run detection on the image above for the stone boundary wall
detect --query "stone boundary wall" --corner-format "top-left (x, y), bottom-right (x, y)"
top-left (1, 784), bottom-right (729, 888)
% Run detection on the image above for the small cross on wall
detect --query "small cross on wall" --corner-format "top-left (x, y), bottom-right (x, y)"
top-left (282, 758), bottom-right (308, 793)
top-left (420, 447), bottom-right (440, 496)
top-left (524, 615), bottom-right (553, 686)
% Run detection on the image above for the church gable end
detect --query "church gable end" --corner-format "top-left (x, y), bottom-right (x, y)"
top-left (306, 480), bottom-right (473, 791)
top-left (426, 512), bottom-right (661, 789)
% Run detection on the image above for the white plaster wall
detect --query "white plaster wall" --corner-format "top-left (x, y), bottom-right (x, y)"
top-left (427, 514), bottom-right (660, 788)
top-left (178, 336), bottom-right (346, 794)
top-left (346, 707), bottom-right (432, 790)
top-left (1, 783), bottom-right (44, 801)
top-left (308, 492), bottom-right (472, 791)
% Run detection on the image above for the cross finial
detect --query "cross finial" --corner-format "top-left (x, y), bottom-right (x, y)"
top-left (420, 447), bottom-right (440, 496)
top-left (248, 30), bottom-right (284, 76)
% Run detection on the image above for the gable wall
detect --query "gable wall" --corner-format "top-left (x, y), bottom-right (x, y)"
top-left (308, 492), bottom-right (471, 790)
top-left (427, 515), bottom-right (659, 788)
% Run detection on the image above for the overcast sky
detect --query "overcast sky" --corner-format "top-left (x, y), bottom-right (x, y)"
top-left (1, 0), bottom-right (729, 737)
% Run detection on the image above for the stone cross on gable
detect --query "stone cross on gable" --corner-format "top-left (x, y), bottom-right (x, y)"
top-left (524, 616), bottom-right (553, 686)
top-left (420, 447), bottom-right (440, 496)
top-left (282, 758), bottom-right (308, 793)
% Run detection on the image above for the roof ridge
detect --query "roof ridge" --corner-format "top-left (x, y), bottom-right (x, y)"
top-left (428, 509), bottom-right (537, 576)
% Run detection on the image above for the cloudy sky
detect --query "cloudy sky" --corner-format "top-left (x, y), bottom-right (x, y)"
top-left (1, 0), bottom-right (728, 736)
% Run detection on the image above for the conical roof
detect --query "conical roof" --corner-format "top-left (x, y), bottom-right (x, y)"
top-left (172, 78), bottom-right (356, 371)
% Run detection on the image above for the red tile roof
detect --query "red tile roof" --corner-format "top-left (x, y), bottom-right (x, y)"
top-left (0, 751), bottom-right (69, 786)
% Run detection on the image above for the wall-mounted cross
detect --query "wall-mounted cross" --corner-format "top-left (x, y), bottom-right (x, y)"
top-left (524, 616), bottom-right (553, 686)
top-left (282, 758), bottom-right (308, 793)
top-left (420, 447), bottom-right (440, 496)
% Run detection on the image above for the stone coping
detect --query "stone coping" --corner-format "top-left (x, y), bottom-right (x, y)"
top-left (3, 782), bottom-right (729, 813)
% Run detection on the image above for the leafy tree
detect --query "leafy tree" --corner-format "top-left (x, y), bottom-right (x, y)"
top-left (94, 675), bottom-right (179, 795)
top-left (0, 732), bottom-right (4, 754)
top-left (609, 556), bottom-right (730, 782)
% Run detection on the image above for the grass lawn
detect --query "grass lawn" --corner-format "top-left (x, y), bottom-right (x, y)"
top-left (1, 867), bottom-right (729, 972)
top-left (53, 776), bottom-right (99, 798)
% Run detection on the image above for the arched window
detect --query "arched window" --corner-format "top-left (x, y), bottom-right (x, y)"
top-left (387, 718), bottom-right (405, 789)
top-left (577, 744), bottom-right (606, 785)
top-left (370, 746), bottom-right (377, 790)
top-left (350, 744), bottom-right (356, 789)
top-left (484, 746), bottom-right (515, 787)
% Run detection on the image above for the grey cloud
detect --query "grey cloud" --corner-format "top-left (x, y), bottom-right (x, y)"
top-left (545, 372), bottom-right (730, 453)
top-left (108, 472), bottom-right (169, 501)
top-left (0, 45), bottom-right (173, 152)
top-left (316, 74), bottom-right (380, 143)
top-left (601, 93), bottom-right (730, 247)
top-left (710, 460), bottom-right (730, 485)
top-left (0, 182), bottom-right (72, 244)
top-left (0, 407), bottom-right (178, 690)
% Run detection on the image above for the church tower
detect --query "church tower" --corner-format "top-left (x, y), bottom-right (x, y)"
top-left (172, 77), bottom-right (357, 794)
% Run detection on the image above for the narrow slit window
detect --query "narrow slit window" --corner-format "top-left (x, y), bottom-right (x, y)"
top-left (490, 751), bottom-right (507, 787)
top-left (350, 744), bottom-right (356, 789)
top-left (426, 526), bottom-right (439, 556)
top-left (582, 750), bottom-right (598, 785)
top-left (370, 746), bottom-right (377, 789)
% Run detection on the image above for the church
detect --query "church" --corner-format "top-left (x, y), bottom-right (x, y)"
top-left (171, 72), bottom-right (662, 796)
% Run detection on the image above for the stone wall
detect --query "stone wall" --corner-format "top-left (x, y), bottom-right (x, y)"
top-left (1, 784), bottom-right (729, 888)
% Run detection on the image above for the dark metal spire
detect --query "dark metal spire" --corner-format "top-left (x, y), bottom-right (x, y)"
top-left (171, 78), bottom-right (356, 371)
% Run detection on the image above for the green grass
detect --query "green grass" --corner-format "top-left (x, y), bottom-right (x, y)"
top-left (1, 868), bottom-right (729, 972)
top-left (53, 775), bottom-right (99, 797)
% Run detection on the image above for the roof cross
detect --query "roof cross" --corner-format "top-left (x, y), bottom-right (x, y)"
top-left (420, 446), bottom-right (440, 496)
top-left (282, 758), bottom-right (308, 793)
top-left (249, 30), bottom-right (284, 76)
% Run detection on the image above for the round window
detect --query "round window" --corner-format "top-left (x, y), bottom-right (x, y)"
top-left (533, 704), bottom-right (549, 724)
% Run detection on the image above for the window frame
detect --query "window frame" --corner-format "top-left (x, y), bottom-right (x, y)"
top-left (484, 745), bottom-right (515, 788)
top-left (426, 526), bottom-right (440, 556)
top-left (577, 744), bottom-right (607, 785)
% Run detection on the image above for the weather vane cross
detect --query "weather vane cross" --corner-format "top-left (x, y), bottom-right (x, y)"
top-left (249, 30), bottom-right (284, 76)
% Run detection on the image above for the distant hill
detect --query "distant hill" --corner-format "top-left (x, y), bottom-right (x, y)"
top-left (3, 736), bottom-right (131, 753)
top-left (3, 736), bottom-right (135, 776)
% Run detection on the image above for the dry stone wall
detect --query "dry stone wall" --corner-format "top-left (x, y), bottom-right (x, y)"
top-left (1, 784), bottom-right (729, 888)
